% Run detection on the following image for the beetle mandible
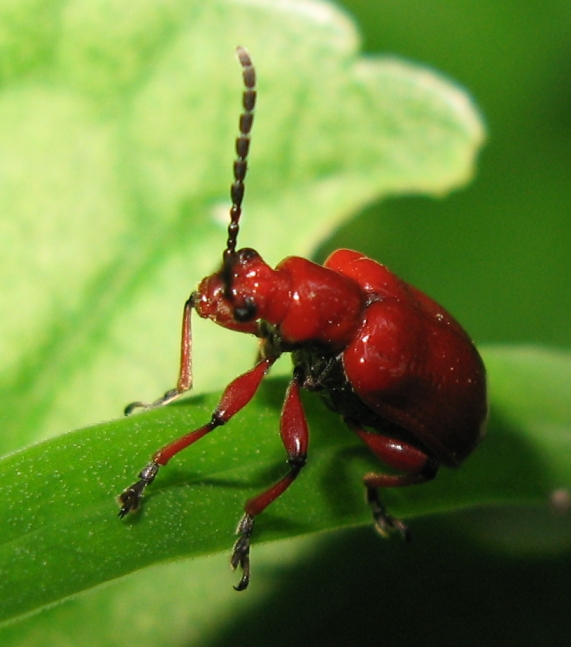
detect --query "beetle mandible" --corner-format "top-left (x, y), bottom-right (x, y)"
top-left (118, 47), bottom-right (488, 591)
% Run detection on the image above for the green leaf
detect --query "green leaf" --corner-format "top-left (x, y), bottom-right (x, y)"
top-left (0, 0), bottom-right (490, 636)
top-left (1, 345), bottom-right (571, 627)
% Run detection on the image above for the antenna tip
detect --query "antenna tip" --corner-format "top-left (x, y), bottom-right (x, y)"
top-left (236, 46), bottom-right (251, 67)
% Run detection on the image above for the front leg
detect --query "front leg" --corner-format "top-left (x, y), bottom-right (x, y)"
top-left (118, 357), bottom-right (275, 517)
top-left (125, 294), bottom-right (195, 414)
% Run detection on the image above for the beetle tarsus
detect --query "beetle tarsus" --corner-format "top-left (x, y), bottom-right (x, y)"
top-left (231, 513), bottom-right (254, 591)
top-left (366, 487), bottom-right (411, 542)
top-left (118, 462), bottom-right (160, 517)
top-left (124, 388), bottom-right (181, 416)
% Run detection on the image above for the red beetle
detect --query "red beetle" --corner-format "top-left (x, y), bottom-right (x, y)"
top-left (119, 47), bottom-right (487, 590)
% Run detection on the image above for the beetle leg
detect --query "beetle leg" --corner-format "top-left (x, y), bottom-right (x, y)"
top-left (345, 418), bottom-right (438, 540)
top-left (231, 372), bottom-right (309, 590)
top-left (125, 295), bottom-right (195, 414)
top-left (118, 356), bottom-right (275, 517)
top-left (365, 488), bottom-right (411, 541)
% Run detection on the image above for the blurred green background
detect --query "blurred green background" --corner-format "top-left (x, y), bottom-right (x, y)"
top-left (322, 0), bottom-right (571, 351)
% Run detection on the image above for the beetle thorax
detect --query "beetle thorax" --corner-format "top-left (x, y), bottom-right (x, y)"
top-left (193, 249), bottom-right (367, 351)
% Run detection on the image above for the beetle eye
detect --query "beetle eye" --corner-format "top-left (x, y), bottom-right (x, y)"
top-left (233, 297), bottom-right (257, 322)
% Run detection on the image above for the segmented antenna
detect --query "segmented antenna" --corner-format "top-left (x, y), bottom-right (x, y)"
top-left (225, 46), bottom-right (256, 260)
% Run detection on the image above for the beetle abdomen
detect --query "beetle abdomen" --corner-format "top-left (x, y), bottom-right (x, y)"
top-left (342, 289), bottom-right (487, 467)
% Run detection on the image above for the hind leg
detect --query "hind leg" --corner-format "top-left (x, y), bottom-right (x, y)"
top-left (345, 418), bottom-right (438, 539)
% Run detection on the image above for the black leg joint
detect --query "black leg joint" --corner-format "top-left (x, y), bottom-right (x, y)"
top-left (210, 411), bottom-right (226, 427)
top-left (287, 453), bottom-right (307, 475)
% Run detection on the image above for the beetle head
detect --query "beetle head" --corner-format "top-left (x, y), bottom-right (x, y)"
top-left (192, 248), bottom-right (289, 332)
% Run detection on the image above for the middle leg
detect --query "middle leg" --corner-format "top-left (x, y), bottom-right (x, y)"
top-left (232, 372), bottom-right (309, 590)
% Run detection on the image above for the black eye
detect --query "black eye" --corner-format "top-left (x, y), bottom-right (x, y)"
top-left (233, 297), bottom-right (257, 322)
